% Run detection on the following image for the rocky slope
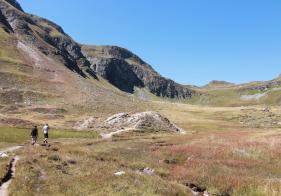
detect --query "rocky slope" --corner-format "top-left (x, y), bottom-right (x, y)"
top-left (82, 45), bottom-right (195, 98)
top-left (0, 6), bottom-right (12, 32)
top-left (0, 0), bottom-right (92, 77)
top-left (0, 0), bottom-right (280, 113)
top-left (0, 0), bottom-right (195, 100)
top-left (0, 0), bottom-right (149, 127)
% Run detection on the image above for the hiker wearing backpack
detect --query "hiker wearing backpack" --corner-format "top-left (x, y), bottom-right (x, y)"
top-left (31, 125), bottom-right (38, 145)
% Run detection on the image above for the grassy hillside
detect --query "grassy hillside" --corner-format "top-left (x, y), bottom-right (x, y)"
top-left (184, 78), bottom-right (281, 106)
top-left (0, 24), bottom-right (150, 129)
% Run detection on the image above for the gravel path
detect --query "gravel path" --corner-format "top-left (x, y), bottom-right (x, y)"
top-left (100, 128), bottom-right (132, 139)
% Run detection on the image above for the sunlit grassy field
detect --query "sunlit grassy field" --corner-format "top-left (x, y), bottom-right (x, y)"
top-left (3, 129), bottom-right (280, 196)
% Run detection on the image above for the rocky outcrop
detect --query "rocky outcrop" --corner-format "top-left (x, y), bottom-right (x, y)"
top-left (240, 79), bottom-right (281, 93)
top-left (0, 8), bottom-right (12, 32)
top-left (82, 45), bottom-right (195, 98)
top-left (4, 0), bottom-right (22, 11)
top-left (87, 57), bottom-right (144, 93)
top-left (102, 111), bottom-right (182, 132)
top-left (78, 111), bottom-right (184, 133)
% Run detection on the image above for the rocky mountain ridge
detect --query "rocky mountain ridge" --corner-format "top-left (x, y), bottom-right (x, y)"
top-left (0, 0), bottom-right (93, 77)
top-left (82, 45), bottom-right (195, 98)
top-left (0, 0), bottom-right (195, 99)
top-left (0, 0), bottom-right (280, 107)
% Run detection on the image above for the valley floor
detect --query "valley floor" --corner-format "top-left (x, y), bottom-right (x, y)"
top-left (0, 103), bottom-right (281, 196)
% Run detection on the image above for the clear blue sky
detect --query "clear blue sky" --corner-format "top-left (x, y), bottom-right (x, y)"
top-left (18, 0), bottom-right (281, 86)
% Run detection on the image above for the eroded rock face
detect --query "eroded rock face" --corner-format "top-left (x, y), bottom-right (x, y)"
top-left (0, 9), bottom-right (12, 32)
top-left (87, 57), bottom-right (144, 93)
top-left (82, 45), bottom-right (196, 99)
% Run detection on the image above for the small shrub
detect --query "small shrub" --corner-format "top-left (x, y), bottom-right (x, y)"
top-left (164, 158), bottom-right (179, 164)
top-left (48, 154), bottom-right (60, 161)
top-left (129, 162), bottom-right (146, 170)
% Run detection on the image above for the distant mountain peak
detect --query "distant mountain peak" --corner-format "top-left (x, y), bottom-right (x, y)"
top-left (209, 80), bottom-right (233, 85)
top-left (204, 80), bottom-right (234, 88)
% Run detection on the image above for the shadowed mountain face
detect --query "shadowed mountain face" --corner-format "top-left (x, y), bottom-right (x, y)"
top-left (82, 45), bottom-right (195, 98)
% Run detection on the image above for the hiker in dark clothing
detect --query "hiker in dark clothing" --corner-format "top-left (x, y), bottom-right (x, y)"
top-left (31, 125), bottom-right (38, 145)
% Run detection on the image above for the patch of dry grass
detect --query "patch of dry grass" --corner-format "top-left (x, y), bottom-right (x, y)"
top-left (151, 131), bottom-right (281, 195)
top-left (4, 127), bottom-right (280, 195)
top-left (9, 138), bottom-right (188, 195)
top-left (2, 104), bottom-right (281, 195)
top-left (152, 101), bottom-right (246, 132)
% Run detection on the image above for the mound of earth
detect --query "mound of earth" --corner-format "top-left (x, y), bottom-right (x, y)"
top-left (78, 111), bottom-right (183, 133)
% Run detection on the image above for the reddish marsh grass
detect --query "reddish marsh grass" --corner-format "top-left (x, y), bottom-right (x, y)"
top-left (151, 130), bottom-right (281, 195)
